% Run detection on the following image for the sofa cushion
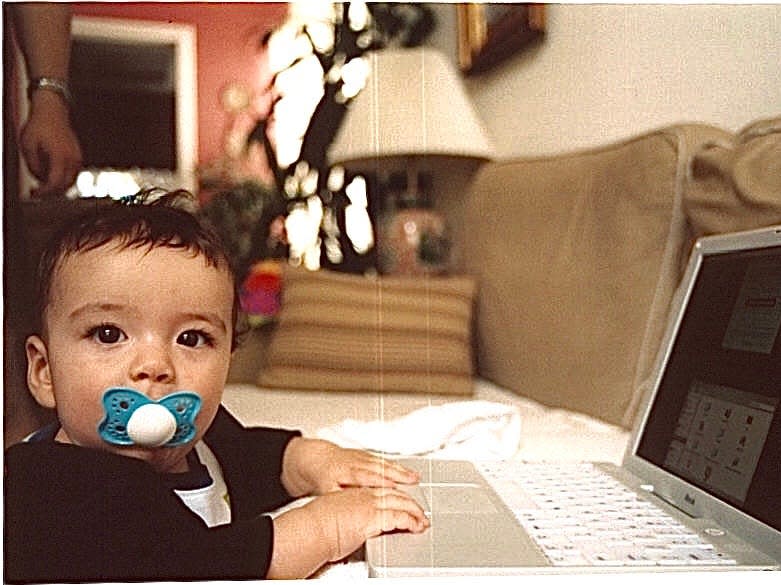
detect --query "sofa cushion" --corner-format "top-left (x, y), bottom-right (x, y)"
top-left (462, 124), bottom-right (734, 428)
top-left (257, 267), bottom-right (476, 395)
top-left (686, 116), bottom-right (781, 236)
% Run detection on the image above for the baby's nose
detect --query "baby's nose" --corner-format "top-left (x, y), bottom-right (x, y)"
top-left (129, 341), bottom-right (175, 385)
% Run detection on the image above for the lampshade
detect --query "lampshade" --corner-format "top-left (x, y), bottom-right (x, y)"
top-left (328, 47), bottom-right (494, 171)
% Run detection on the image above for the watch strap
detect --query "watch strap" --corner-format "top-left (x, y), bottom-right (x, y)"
top-left (27, 77), bottom-right (72, 104)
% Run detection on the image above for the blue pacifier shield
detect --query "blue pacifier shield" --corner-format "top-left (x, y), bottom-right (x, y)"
top-left (98, 388), bottom-right (201, 448)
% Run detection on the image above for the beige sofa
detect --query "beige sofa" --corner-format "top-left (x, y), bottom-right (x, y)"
top-left (461, 116), bottom-right (781, 428)
top-left (228, 116), bottom-right (781, 430)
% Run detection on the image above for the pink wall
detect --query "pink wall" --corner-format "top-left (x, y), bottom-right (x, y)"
top-left (71, 2), bottom-right (288, 167)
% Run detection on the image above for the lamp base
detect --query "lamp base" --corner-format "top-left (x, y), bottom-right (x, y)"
top-left (377, 206), bottom-right (450, 276)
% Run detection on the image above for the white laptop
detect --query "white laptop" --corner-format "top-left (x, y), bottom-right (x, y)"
top-left (367, 225), bottom-right (781, 576)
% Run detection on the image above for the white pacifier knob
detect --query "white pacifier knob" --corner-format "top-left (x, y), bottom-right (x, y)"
top-left (126, 403), bottom-right (177, 447)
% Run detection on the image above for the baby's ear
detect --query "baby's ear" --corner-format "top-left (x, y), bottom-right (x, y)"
top-left (25, 335), bottom-right (56, 409)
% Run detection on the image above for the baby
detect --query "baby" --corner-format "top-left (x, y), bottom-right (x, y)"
top-left (4, 191), bottom-right (428, 582)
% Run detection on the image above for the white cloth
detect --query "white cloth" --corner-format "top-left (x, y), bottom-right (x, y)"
top-left (316, 400), bottom-right (521, 460)
top-left (174, 442), bottom-right (231, 527)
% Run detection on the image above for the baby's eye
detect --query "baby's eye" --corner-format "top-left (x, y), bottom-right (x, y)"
top-left (177, 330), bottom-right (213, 348)
top-left (89, 325), bottom-right (126, 344)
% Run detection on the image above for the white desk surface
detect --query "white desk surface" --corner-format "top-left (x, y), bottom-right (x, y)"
top-left (222, 378), bottom-right (630, 465)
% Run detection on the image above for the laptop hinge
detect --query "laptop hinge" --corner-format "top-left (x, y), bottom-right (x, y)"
top-left (651, 488), bottom-right (703, 519)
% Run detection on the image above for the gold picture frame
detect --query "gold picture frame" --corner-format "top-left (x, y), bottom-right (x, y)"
top-left (457, 3), bottom-right (545, 75)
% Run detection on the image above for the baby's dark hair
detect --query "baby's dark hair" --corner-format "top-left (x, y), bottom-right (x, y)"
top-left (33, 189), bottom-right (241, 347)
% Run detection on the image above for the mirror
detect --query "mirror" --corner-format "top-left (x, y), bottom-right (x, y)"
top-left (67, 16), bottom-right (197, 197)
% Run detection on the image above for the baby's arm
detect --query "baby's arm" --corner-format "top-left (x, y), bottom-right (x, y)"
top-left (268, 485), bottom-right (428, 579)
top-left (280, 436), bottom-right (419, 496)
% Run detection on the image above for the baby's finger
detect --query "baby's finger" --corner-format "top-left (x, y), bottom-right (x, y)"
top-left (375, 458), bottom-right (421, 484)
top-left (342, 466), bottom-right (396, 488)
top-left (344, 457), bottom-right (421, 487)
top-left (373, 488), bottom-right (429, 521)
top-left (371, 506), bottom-right (430, 536)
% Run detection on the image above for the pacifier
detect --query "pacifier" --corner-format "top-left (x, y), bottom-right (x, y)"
top-left (98, 387), bottom-right (201, 448)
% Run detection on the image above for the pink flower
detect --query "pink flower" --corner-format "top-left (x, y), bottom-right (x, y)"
top-left (239, 260), bottom-right (283, 325)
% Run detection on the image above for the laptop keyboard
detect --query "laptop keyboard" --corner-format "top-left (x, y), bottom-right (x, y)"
top-left (476, 462), bottom-right (737, 567)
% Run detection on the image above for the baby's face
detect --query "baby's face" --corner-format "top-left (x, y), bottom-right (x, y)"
top-left (27, 243), bottom-right (235, 473)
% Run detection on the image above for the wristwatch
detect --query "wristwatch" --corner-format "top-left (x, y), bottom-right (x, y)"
top-left (27, 77), bottom-right (72, 104)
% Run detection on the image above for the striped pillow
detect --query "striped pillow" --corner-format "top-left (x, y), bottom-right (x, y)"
top-left (257, 267), bottom-right (476, 395)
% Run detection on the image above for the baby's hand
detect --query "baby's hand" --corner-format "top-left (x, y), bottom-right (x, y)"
top-left (313, 486), bottom-right (430, 558)
top-left (281, 437), bottom-right (419, 496)
top-left (268, 486), bottom-right (429, 578)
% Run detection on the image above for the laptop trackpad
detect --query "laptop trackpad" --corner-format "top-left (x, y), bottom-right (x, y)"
top-left (404, 484), bottom-right (498, 514)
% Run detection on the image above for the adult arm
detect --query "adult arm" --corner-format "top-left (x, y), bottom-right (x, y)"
top-left (9, 3), bottom-right (82, 197)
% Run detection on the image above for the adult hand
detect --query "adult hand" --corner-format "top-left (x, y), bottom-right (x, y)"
top-left (20, 91), bottom-right (83, 198)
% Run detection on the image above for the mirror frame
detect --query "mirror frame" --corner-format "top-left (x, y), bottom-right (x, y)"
top-left (70, 16), bottom-right (198, 194)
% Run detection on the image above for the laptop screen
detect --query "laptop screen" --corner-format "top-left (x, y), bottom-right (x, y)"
top-left (636, 245), bottom-right (781, 531)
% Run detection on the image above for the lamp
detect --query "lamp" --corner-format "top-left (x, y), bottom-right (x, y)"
top-left (328, 47), bottom-right (494, 274)
top-left (329, 47), bottom-right (493, 168)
